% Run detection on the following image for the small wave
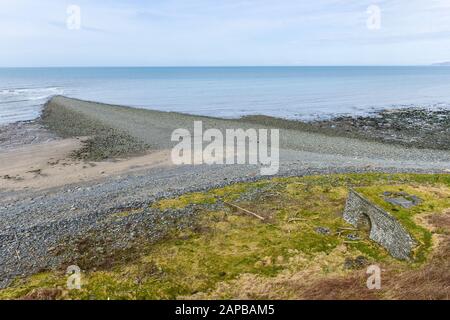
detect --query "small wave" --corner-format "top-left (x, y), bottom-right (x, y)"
top-left (0, 87), bottom-right (63, 100)
top-left (0, 86), bottom-right (62, 93)
top-left (0, 86), bottom-right (64, 124)
top-left (0, 99), bottom-right (31, 105)
top-left (0, 87), bottom-right (63, 106)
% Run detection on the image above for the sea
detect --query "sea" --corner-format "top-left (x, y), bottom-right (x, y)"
top-left (1, 66), bottom-right (450, 125)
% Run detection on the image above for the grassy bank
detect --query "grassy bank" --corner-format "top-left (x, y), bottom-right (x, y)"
top-left (1, 173), bottom-right (449, 300)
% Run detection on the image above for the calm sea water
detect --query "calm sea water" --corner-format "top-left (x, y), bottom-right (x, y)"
top-left (1, 66), bottom-right (450, 125)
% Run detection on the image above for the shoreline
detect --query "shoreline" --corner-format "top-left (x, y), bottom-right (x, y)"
top-left (2, 95), bottom-right (449, 153)
top-left (1, 96), bottom-right (449, 201)
top-left (0, 96), bottom-right (449, 290)
top-left (242, 107), bottom-right (450, 151)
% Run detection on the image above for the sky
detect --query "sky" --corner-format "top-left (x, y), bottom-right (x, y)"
top-left (1, 0), bottom-right (450, 67)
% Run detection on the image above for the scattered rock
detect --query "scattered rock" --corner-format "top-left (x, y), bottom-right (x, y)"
top-left (315, 226), bottom-right (331, 235)
top-left (3, 174), bottom-right (24, 181)
top-left (310, 108), bottom-right (450, 151)
top-left (0, 121), bottom-right (58, 151)
top-left (344, 256), bottom-right (369, 270)
top-left (383, 191), bottom-right (422, 208)
top-left (27, 169), bottom-right (42, 175)
top-left (346, 233), bottom-right (360, 241)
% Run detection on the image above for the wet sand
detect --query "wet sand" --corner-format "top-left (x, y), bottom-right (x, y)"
top-left (0, 137), bottom-right (171, 191)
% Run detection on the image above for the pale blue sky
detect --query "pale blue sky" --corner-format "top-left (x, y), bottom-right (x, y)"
top-left (1, 0), bottom-right (450, 67)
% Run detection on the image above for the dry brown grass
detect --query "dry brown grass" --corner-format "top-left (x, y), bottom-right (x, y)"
top-left (297, 240), bottom-right (449, 300)
top-left (179, 192), bottom-right (450, 301)
top-left (383, 242), bottom-right (450, 300)
top-left (295, 272), bottom-right (380, 300)
top-left (428, 210), bottom-right (450, 233)
top-left (295, 211), bottom-right (450, 300)
top-left (382, 212), bottom-right (450, 300)
top-left (19, 288), bottom-right (63, 300)
top-left (2, 174), bottom-right (448, 300)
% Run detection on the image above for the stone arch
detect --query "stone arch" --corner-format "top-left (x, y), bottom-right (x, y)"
top-left (356, 210), bottom-right (372, 233)
top-left (343, 189), bottom-right (416, 260)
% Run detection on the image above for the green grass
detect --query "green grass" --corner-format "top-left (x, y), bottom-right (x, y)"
top-left (1, 173), bottom-right (448, 300)
top-left (356, 184), bottom-right (450, 262)
top-left (153, 181), bottom-right (272, 210)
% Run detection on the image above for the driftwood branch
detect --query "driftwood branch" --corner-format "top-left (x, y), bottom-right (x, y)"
top-left (224, 201), bottom-right (265, 221)
top-left (336, 227), bottom-right (359, 237)
top-left (287, 218), bottom-right (308, 222)
top-left (287, 217), bottom-right (318, 223)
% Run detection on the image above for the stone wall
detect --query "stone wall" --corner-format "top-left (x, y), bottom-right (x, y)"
top-left (343, 189), bottom-right (416, 260)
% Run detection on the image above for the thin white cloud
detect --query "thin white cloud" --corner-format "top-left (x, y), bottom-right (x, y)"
top-left (1, 0), bottom-right (450, 66)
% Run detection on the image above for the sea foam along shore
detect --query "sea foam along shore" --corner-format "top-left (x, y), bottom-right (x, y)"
top-left (0, 96), bottom-right (449, 289)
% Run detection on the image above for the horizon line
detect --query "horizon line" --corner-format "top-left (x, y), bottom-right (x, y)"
top-left (0, 64), bottom-right (442, 69)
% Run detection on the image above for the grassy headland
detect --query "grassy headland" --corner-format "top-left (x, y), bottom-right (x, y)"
top-left (1, 173), bottom-right (448, 300)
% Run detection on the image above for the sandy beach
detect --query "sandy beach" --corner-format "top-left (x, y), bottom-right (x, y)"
top-left (1, 96), bottom-right (449, 294)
